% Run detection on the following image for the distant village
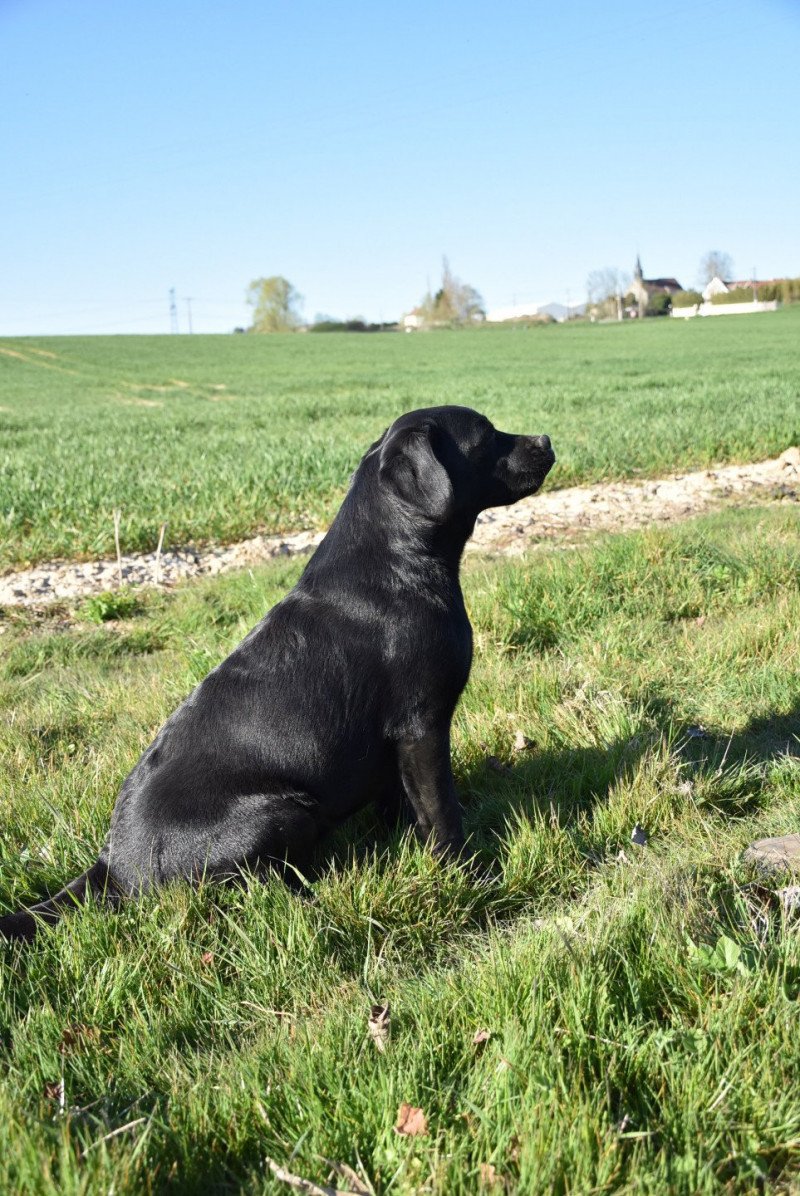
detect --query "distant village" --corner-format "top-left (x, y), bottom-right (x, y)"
top-left (400, 256), bottom-right (797, 331)
top-left (244, 256), bottom-right (798, 334)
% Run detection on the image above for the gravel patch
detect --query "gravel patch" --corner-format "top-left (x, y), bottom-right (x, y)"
top-left (2, 447), bottom-right (798, 608)
top-left (471, 445), bottom-right (799, 554)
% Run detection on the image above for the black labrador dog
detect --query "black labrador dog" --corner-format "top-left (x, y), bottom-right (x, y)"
top-left (0, 405), bottom-right (554, 942)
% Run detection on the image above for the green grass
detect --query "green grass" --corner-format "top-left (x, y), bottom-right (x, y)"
top-left (1, 502), bottom-right (800, 1193)
top-left (1, 310), bottom-right (799, 570)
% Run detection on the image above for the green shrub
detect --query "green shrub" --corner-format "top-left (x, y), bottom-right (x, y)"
top-left (711, 287), bottom-right (758, 305)
top-left (308, 319), bottom-right (398, 333)
top-left (646, 292), bottom-right (672, 317)
top-left (672, 290), bottom-right (702, 308)
top-left (759, 277), bottom-right (800, 303)
top-left (710, 278), bottom-right (799, 305)
top-left (81, 588), bottom-right (143, 623)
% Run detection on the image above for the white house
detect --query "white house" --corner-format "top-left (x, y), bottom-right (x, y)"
top-left (401, 308), bottom-right (425, 331)
top-left (702, 276), bottom-right (731, 301)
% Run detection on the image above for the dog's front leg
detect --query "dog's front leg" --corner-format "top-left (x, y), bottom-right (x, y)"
top-left (397, 730), bottom-right (465, 860)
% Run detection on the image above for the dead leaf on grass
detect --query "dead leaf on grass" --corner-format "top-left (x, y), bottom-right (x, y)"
top-left (200, 950), bottom-right (215, 966)
top-left (43, 1079), bottom-right (65, 1112)
top-left (368, 1003), bottom-right (390, 1052)
top-left (59, 1024), bottom-right (100, 1055)
top-left (479, 1162), bottom-right (503, 1188)
top-left (512, 730), bottom-right (535, 752)
top-left (395, 1102), bottom-right (429, 1136)
top-left (472, 1028), bottom-right (492, 1046)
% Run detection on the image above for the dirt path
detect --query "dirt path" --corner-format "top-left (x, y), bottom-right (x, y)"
top-left (2, 448), bottom-right (798, 608)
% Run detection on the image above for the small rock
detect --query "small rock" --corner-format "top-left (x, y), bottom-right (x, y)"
top-left (778, 886), bottom-right (800, 916)
top-left (486, 755), bottom-right (512, 775)
top-left (631, 823), bottom-right (648, 847)
top-left (743, 834), bottom-right (800, 875)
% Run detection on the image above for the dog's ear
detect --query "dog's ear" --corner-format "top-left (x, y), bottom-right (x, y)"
top-left (379, 422), bottom-right (454, 521)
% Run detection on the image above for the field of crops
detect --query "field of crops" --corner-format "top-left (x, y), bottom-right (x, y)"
top-left (1, 503), bottom-right (800, 1193)
top-left (1, 309), bottom-right (799, 571)
top-left (2, 314), bottom-right (800, 1193)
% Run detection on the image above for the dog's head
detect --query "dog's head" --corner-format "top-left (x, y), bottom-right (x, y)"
top-left (372, 405), bottom-right (555, 523)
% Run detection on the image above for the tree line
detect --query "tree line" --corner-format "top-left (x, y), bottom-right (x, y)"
top-left (244, 248), bottom-right (790, 332)
top-left (245, 258), bottom-right (484, 333)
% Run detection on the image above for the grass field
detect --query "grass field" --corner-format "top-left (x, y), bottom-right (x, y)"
top-left (2, 502), bottom-right (800, 1194)
top-left (1, 309), bottom-right (799, 571)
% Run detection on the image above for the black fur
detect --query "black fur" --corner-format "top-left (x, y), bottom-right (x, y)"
top-left (1, 405), bottom-right (554, 942)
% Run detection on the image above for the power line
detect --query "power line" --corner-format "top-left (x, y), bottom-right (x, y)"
top-left (169, 287), bottom-right (179, 334)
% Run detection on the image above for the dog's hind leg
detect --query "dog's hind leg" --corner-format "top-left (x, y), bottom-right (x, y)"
top-left (227, 792), bottom-right (324, 899)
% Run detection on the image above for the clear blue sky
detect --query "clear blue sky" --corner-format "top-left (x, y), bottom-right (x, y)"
top-left (2, 0), bottom-right (798, 335)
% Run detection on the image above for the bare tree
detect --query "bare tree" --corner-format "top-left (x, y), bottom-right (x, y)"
top-left (698, 251), bottom-right (734, 286)
top-left (586, 267), bottom-right (629, 318)
top-left (246, 276), bottom-right (303, 332)
top-left (418, 258), bottom-right (484, 327)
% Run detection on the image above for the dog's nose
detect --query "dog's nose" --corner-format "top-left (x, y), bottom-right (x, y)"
top-left (535, 434), bottom-right (552, 452)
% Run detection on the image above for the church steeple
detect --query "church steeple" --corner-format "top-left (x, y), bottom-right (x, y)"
top-left (634, 255), bottom-right (643, 281)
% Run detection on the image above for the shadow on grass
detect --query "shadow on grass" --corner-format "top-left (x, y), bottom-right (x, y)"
top-left (317, 691), bottom-right (800, 878)
top-left (4, 694), bottom-right (797, 925)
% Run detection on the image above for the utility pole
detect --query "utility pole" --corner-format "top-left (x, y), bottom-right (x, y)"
top-left (185, 297), bottom-right (193, 334)
top-left (169, 288), bottom-right (179, 334)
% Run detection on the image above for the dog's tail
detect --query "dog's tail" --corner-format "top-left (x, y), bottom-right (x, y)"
top-left (0, 859), bottom-right (116, 944)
